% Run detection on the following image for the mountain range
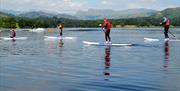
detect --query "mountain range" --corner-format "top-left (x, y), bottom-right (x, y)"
top-left (75, 8), bottom-right (157, 19)
top-left (0, 7), bottom-right (180, 20)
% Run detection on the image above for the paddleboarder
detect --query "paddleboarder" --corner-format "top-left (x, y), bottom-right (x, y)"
top-left (58, 23), bottom-right (63, 39)
top-left (160, 16), bottom-right (170, 40)
top-left (101, 18), bottom-right (111, 44)
top-left (10, 29), bottom-right (16, 38)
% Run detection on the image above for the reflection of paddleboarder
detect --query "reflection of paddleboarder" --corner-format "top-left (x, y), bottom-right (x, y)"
top-left (164, 41), bottom-right (170, 68)
top-left (103, 47), bottom-right (111, 80)
top-left (160, 16), bottom-right (170, 40)
top-left (59, 39), bottom-right (64, 48)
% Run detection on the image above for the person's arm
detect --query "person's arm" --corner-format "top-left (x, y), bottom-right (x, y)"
top-left (160, 17), bottom-right (166, 25)
top-left (162, 17), bottom-right (167, 24)
top-left (101, 22), bottom-right (106, 29)
top-left (58, 25), bottom-right (60, 31)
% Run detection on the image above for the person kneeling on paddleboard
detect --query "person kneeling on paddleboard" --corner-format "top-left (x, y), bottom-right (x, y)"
top-left (10, 29), bottom-right (16, 38)
top-left (102, 18), bottom-right (111, 44)
top-left (58, 23), bottom-right (63, 39)
top-left (160, 16), bottom-right (170, 39)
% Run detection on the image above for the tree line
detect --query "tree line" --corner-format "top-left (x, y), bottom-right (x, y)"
top-left (0, 16), bottom-right (179, 28)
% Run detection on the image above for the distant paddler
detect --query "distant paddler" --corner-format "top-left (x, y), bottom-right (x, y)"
top-left (58, 23), bottom-right (63, 39)
top-left (160, 16), bottom-right (170, 40)
top-left (49, 28), bottom-right (54, 33)
top-left (100, 18), bottom-right (111, 44)
top-left (10, 29), bottom-right (16, 38)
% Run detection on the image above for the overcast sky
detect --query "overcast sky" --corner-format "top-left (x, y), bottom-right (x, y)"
top-left (0, 0), bottom-right (179, 14)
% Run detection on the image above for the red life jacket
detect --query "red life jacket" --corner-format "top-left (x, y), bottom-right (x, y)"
top-left (102, 21), bottom-right (111, 30)
top-left (106, 22), bottom-right (111, 30)
top-left (164, 20), bottom-right (170, 26)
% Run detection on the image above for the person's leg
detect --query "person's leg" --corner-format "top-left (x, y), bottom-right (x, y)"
top-left (107, 30), bottom-right (111, 42)
top-left (60, 32), bottom-right (62, 36)
top-left (164, 26), bottom-right (169, 38)
top-left (105, 33), bottom-right (108, 41)
top-left (164, 27), bottom-right (167, 38)
top-left (166, 26), bottom-right (169, 38)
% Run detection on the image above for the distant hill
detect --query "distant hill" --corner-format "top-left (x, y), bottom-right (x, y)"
top-left (18, 11), bottom-right (77, 19)
top-left (18, 11), bottom-right (55, 18)
top-left (75, 8), bottom-right (157, 20)
top-left (0, 8), bottom-right (158, 20)
top-left (152, 7), bottom-right (180, 19)
top-left (0, 9), bottom-right (23, 15)
top-left (0, 11), bottom-right (14, 17)
top-left (56, 13), bottom-right (77, 19)
top-left (1, 7), bottom-right (180, 28)
top-left (0, 7), bottom-right (179, 22)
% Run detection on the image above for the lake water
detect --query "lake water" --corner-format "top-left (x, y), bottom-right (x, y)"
top-left (0, 28), bottom-right (180, 91)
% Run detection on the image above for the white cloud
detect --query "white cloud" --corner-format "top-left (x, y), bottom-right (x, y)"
top-left (139, 0), bottom-right (157, 3)
top-left (101, 1), bottom-right (107, 5)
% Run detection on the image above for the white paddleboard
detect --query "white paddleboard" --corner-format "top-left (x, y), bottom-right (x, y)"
top-left (83, 41), bottom-right (133, 46)
top-left (0, 37), bottom-right (27, 40)
top-left (144, 37), bottom-right (180, 42)
top-left (44, 36), bottom-right (76, 40)
top-left (29, 28), bottom-right (45, 33)
top-left (144, 37), bottom-right (159, 42)
top-left (168, 39), bottom-right (180, 42)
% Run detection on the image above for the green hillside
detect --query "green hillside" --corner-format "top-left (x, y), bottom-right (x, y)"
top-left (152, 7), bottom-right (180, 26)
top-left (0, 7), bottom-right (180, 28)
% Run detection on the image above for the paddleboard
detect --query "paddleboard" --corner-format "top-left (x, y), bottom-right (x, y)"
top-left (144, 37), bottom-right (159, 42)
top-left (144, 37), bottom-right (180, 42)
top-left (168, 39), bottom-right (180, 42)
top-left (83, 41), bottom-right (133, 46)
top-left (29, 28), bottom-right (45, 33)
top-left (44, 36), bottom-right (76, 40)
top-left (0, 37), bottom-right (27, 40)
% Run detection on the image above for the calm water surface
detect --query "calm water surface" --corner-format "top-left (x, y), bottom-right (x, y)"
top-left (0, 28), bottom-right (180, 91)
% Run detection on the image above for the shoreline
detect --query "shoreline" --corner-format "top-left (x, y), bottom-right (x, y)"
top-left (0, 27), bottom-right (179, 32)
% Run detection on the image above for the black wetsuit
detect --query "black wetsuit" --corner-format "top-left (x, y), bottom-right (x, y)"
top-left (164, 26), bottom-right (169, 38)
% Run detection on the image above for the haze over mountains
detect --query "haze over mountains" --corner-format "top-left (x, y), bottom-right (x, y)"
top-left (75, 8), bottom-right (157, 20)
top-left (0, 7), bottom-right (180, 20)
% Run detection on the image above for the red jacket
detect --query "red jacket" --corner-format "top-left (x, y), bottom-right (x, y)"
top-left (102, 21), bottom-right (111, 32)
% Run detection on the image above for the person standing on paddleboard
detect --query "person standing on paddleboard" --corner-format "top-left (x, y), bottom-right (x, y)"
top-left (102, 18), bottom-right (111, 44)
top-left (10, 29), bottom-right (16, 38)
top-left (160, 16), bottom-right (170, 39)
top-left (58, 23), bottom-right (63, 39)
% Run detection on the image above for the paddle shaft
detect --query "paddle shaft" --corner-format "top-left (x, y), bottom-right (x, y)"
top-left (102, 29), bottom-right (105, 33)
top-left (168, 31), bottom-right (176, 38)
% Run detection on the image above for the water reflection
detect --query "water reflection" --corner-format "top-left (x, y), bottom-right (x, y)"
top-left (10, 39), bottom-right (16, 55)
top-left (45, 39), bottom-right (64, 55)
top-left (103, 46), bottom-right (111, 80)
top-left (11, 39), bottom-right (15, 48)
top-left (164, 41), bottom-right (170, 68)
top-left (59, 39), bottom-right (64, 48)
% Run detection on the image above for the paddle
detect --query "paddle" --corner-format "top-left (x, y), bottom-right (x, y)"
top-left (168, 31), bottom-right (176, 38)
top-left (99, 24), bottom-right (105, 33)
top-left (168, 31), bottom-right (179, 40)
